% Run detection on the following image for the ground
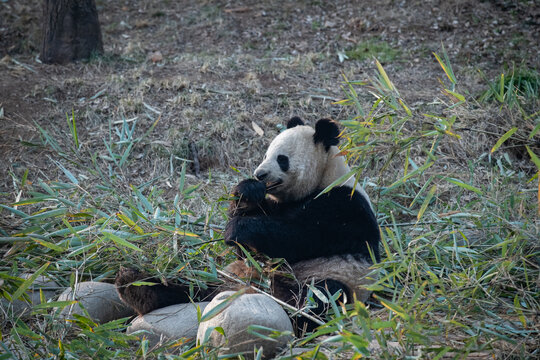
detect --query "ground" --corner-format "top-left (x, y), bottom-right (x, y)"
top-left (1, 1), bottom-right (539, 358)
top-left (1, 0), bottom-right (539, 204)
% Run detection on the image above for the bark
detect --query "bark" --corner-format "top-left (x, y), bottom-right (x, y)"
top-left (41, 0), bottom-right (103, 64)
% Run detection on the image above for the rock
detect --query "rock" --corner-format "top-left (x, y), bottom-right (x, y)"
top-left (58, 281), bottom-right (134, 324)
top-left (2, 274), bottom-right (60, 316)
top-left (197, 291), bottom-right (293, 359)
top-left (127, 302), bottom-right (209, 346)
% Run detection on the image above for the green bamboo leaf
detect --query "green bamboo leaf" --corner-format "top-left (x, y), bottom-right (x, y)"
top-left (21, 169), bottom-right (29, 187)
top-left (117, 212), bottom-right (144, 235)
top-left (33, 300), bottom-right (77, 309)
top-left (199, 288), bottom-right (247, 323)
top-left (237, 243), bottom-right (263, 274)
top-left (514, 295), bottom-right (527, 328)
top-left (445, 177), bottom-right (483, 195)
top-left (26, 208), bottom-right (67, 221)
top-left (131, 185), bottom-right (154, 213)
top-left (491, 127), bottom-right (518, 153)
top-left (0, 204), bottom-right (28, 218)
top-left (417, 185), bottom-right (436, 221)
top-left (525, 145), bottom-right (540, 169)
top-left (316, 168), bottom-right (356, 198)
top-left (375, 59), bottom-right (395, 92)
top-left (375, 296), bottom-right (411, 321)
top-left (31, 237), bottom-right (65, 252)
top-left (131, 281), bottom-right (158, 286)
top-left (67, 110), bottom-right (79, 149)
top-left (102, 231), bottom-right (142, 252)
top-left (12, 262), bottom-right (50, 300)
top-left (444, 89), bottom-right (465, 102)
top-left (528, 121), bottom-right (540, 139)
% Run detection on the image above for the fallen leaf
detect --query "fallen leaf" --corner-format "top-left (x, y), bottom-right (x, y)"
top-left (150, 51), bottom-right (163, 63)
top-left (252, 121), bottom-right (264, 137)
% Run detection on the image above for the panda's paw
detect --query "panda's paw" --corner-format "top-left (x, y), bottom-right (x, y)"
top-left (232, 179), bottom-right (266, 204)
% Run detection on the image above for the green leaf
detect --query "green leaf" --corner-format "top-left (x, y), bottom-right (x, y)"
top-left (33, 300), bottom-right (77, 310)
top-left (375, 59), bottom-right (395, 92)
top-left (0, 204), bottom-right (28, 218)
top-left (491, 127), bottom-right (518, 153)
top-left (67, 110), bottom-right (79, 149)
top-left (31, 237), bottom-right (65, 252)
top-left (12, 262), bottom-right (50, 301)
top-left (445, 177), bottom-right (483, 195)
top-left (237, 243), bottom-right (263, 274)
top-left (199, 288), bottom-right (247, 323)
top-left (376, 296), bottom-right (411, 321)
top-left (117, 212), bottom-right (144, 235)
top-left (316, 168), bottom-right (356, 198)
top-left (101, 231), bottom-right (142, 252)
top-left (417, 185), bottom-right (436, 221)
top-left (525, 145), bottom-right (540, 170)
top-left (514, 295), bottom-right (527, 328)
top-left (26, 208), bottom-right (67, 221)
top-left (131, 281), bottom-right (158, 286)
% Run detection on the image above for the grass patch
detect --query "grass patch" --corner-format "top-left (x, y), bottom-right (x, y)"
top-left (479, 66), bottom-right (540, 109)
top-left (344, 40), bottom-right (401, 63)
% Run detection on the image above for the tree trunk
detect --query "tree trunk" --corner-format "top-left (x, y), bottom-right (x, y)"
top-left (41, 0), bottom-right (103, 64)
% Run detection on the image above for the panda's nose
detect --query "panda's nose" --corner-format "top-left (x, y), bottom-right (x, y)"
top-left (254, 170), bottom-right (268, 181)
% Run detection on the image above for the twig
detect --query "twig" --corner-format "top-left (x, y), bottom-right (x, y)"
top-left (216, 269), bottom-right (325, 326)
top-left (11, 58), bottom-right (37, 73)
top-left (189, 142), bottom-right (201, 178)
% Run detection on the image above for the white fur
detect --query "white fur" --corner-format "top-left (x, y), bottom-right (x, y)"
top-left (292, 255), bottom-right (374, 303)
top-left (255, 124), bottom-right (373, 209)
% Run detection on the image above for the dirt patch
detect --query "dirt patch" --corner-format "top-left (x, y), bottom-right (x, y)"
top-left (1, 0), bottom-right (539, 202)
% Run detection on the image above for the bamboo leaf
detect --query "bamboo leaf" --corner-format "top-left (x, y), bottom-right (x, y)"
top-left (491, 127), bottom-right (518, 153)
top-left (316, 168), bottom-right (356, 198)
top-left (514, 295), bottom-right (527, 328)
top-left (375, 296), bottom-right (411, 321)
top-left (117, 212), bottom-right (144, 235)
top-left (102, 231), bottom-right (142, 252)
top-left (12, 263), bottom-right (50, 300)
top-left (237, 243), bottom-right (263, 274)
top-left (31, 237), bottom-right (65, 252)
top-left (375, 59), bottom-right (395, 92)
top-left (525, 145), bottom-right (540, 169)
top-left (199, 288), bottom-right (247, 323)
top-left (417, 185), bottom-right (437, 221)
top-left (445, 177), bottom-right (483, 195)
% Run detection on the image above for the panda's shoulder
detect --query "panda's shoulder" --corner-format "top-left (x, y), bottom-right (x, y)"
top-left (303, 185), bottom-right (372, 213)
top-left (320, 185), bottom-right (369, 203)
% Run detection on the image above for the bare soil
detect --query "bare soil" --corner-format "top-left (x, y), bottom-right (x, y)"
top-left (1, 0), bottom-right (539, 205)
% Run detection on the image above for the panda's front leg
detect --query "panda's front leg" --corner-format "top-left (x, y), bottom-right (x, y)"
top-left (224, 215), bottom-right (303, 262)
top-left (228, 178), bottom-right (268, 217)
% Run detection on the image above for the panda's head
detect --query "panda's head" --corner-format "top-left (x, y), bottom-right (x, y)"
top-left (254, 117), bottom-right (351, 202)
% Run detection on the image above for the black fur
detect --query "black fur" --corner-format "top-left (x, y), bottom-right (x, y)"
top-left (115, 267), bottom-right (218, 316)
top-left (225, 179), bottom-right (380, 264)
top-left (287, 116), bottom-right (304, 129)
top-left (277, 155), bottom-right (289, 172)
top-left (313, 119), bottom-right (340, 151)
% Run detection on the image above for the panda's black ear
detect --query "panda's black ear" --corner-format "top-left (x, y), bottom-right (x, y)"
top-left (313, 119), bottom-right (340, 151)
top-left (287, 117), bottom-right (304, 129)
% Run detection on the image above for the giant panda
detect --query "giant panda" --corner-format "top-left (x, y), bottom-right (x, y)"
top-left (115, 117), bottom-right (380, 331)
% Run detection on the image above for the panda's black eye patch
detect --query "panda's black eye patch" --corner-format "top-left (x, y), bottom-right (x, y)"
top-left (277, 155), bottom-right (289, 172)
